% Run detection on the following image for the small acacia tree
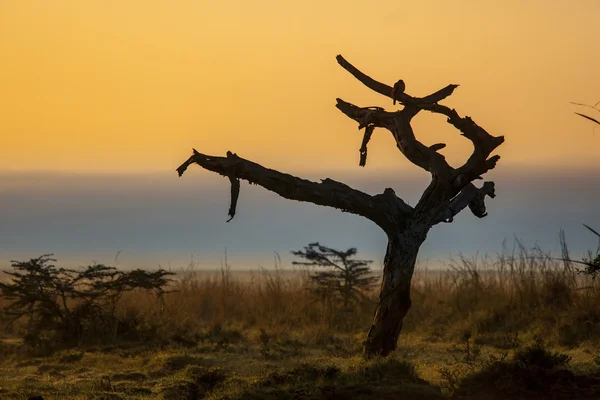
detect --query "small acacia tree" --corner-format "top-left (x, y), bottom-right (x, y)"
top-left (292, 242), bottom-right (378, 308)
top-left (0, 254), bottom-right (174, 347)
top-left (177, 55), bottom-right (504, 357)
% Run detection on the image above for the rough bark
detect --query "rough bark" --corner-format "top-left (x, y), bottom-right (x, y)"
top-left (363, 226), bottom-right (428, 357)
top-left (177, 54), bottom-right (504, 358)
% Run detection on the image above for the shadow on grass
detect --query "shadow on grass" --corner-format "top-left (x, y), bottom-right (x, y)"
top-left (230, 358), bottom-right (444, 400)
top-left (452, 342), bottom-right (600, 400)
top-left (159, 365), bottom-right (228, 400)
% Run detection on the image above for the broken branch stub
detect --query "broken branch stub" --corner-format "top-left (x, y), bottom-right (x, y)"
top-left (359, 125), bottom-right (374, 167)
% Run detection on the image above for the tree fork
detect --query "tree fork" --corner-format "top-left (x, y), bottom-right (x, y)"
top-left (177, 54), bottom-right (503, 358)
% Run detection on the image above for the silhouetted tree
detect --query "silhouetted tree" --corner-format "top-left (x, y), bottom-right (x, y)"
top-left (177, 55), bottom-right (504, 357)
top-left (292, 243), bottom-right (378, 308)
top-left (0, 254), bottom-right (175, 348)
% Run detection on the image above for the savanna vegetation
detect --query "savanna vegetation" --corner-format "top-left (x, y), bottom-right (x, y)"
top-left (1, 59), bottom-right (599, 400)
top-left (2, 234), bottom-right (600, 399)
top-left (177, 55), bottom-right (504, 358)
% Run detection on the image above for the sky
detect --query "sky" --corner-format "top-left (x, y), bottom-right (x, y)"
top-left (1, 1), bottom-right (599, 270)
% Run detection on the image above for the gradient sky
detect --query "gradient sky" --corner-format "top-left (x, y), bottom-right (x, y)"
top-left (1, 1), bottom-right (599, 269)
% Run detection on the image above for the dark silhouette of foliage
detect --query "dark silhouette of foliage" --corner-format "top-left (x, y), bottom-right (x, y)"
top-left (292, 243), bottom-right (378, 307)
top-left (514, 337), bottom-right (572, 369)
top-left (580, 224), bottom-right (600, 277)
top-left (0, 254), bottom-right (175, 350)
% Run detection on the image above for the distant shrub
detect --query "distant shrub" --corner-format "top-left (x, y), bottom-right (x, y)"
top-left (514, 337), bottom-right (571, 369)
top-left (292, 242), bottom-right (378, 308)
top-left (0, 254), bottom-right (174, 352)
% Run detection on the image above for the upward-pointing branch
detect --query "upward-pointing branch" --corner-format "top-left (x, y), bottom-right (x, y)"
top-left (335, 99), bottom-right (451, 173)
top-left (336, 55), bottom-right (459, 105)
top-left (336, 54), bottom-right (504, 188)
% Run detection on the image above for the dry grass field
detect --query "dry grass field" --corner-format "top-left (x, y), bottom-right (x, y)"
top-left (2, 240), bottom-right (600, 399)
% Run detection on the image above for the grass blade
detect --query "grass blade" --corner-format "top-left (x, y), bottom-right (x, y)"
top-left (574, 112), bottom-right (600, 125)
top-left (584, 224), bottom-right (600, 238)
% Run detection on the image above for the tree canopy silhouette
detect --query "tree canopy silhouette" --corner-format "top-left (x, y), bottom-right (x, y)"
top-left (292, 242), bottom-right (378, 308)
top-left (0, 254), bottom-right (174, 350)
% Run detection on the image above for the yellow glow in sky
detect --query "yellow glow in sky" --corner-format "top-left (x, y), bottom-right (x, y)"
top-left (1, 1), bottom-right (599, 174)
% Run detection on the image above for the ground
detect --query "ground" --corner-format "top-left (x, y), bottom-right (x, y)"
top-left (2, 332), bottom-right (600, 400)
top-left (3, 248), bottom-right (600, 399)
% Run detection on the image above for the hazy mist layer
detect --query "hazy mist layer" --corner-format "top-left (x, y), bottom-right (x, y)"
top-left (1, 167), bottom-right (598, 270)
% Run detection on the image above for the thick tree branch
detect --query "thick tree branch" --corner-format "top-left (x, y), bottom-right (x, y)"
top-left (336, 99), bottom-right (451, 173)
top-left (177, 149), bottom-right (413, 231)
top-left (336, 55), bottom-right (458, 105)
top-left (431, 182), bottom-right (496, 225)
top-left (336, 55), bottom-right (504, 182)
top-left (435, 107), bottom-right (504, 181)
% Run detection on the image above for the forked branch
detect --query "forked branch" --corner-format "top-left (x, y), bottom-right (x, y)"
top-left (336, 55), bottom-right (504, 183)
top-left (432, 182), bottom-right (496, 224)
top-left (336, 55), bottom-right (459, 105)
top-left (335, 99), bottom-right (451, 173)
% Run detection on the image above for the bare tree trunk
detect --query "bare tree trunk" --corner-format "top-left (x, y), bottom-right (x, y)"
top-left (363, 226), bottom-right (428, 358)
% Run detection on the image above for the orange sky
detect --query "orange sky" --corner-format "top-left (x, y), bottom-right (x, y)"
top-left (1, 1), bottom-right (599, 174)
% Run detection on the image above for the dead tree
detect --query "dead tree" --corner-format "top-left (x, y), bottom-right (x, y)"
top-left (176, 55), bottom-right (504, 358)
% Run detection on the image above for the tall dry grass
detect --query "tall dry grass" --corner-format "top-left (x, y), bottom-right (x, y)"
top-left (104, 236), bottom-right (600, 350)
top-left (406, 235), bottom-right (600, 347)
top-left (2, 236), bottom-right (600, 350)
